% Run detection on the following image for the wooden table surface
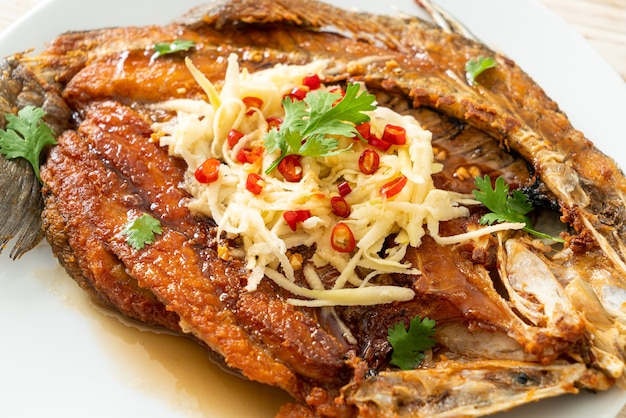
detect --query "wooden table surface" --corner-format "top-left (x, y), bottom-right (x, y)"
top-left (0, 0), bottom-right (625, 417)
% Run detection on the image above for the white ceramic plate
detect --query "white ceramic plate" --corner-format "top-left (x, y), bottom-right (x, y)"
top-left (1, 1), bottom-right (625, 417)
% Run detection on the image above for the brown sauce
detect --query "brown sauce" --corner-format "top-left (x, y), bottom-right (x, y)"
top-left (35, 259), bottom-right (292, 417)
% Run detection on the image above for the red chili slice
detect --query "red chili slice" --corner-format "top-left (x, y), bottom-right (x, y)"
top-left (283, 211), bottom-right (299, 231)
top-left (337, 181), bottom-right (352, 197)
top-left (246, 173), bottom-right (265, 195)
top-left (331, 223), bottom-right (356, 253)
top-left (331, 196), bottom-right (351, 218)
top-left (358, 149), bottom-right (380, 175)
top-left (295, 209), bottom-right (312, 222)
top-left (266, 117), bottom-right (283, 131)
top-left (382, 124), bottom-right (407, 145)
top-left (328, 86), bottom-right (345, 96)
top-left (286, 87), bottom-right (309, 101)
top-left (368, 136), bottom-right (392, 152)
top-left (302, 74), bottom-right (321, 90)
top-left (236, 146), bottom-right (264, 164)
top-left (355, 122), bottom-right (371, 140)
top-left (227, 129), bottom-right (244, 149)
top-left (243, 96), bottom-right (263, 110)
top-left (194, 158), bottom-right (221, 183)
top-left (329, 86), bottom-right (346, 107)
top-left (380, 175), bottom-right (408, 199)
top-left (278, 154), bottom-right (303, 182)
top-left (283, 209), bottom-right (311, 231)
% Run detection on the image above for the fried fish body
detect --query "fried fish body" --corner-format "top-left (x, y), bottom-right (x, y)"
top-left (2, 1), bottom-right (626, 416)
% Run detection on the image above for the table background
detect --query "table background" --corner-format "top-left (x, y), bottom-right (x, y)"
top-left (0, 0), bottom-right (625, 417)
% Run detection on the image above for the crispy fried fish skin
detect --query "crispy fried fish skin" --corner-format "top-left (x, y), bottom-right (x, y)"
top-left (40, 100), bottom-right (356, 405)
top-left (42, 190), bottom-right (181, 330)
top-left (0, 57), bottom-right (71, 259)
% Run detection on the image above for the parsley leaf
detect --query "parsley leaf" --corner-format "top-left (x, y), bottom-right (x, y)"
top-left (465, 56), bottom-right (496, 85)
top-left (264, 83), bottom-right (376, 174)
top-left (122, 213), bottom-right (163, 250)
top-left (387, 315), bottom-right (436, 370)
top-left (473, 175), bottom-right (564, 242)
top-left (153, 39), bottom-right (196, 57)
top-left (0, 105), bottom-right (57, 183)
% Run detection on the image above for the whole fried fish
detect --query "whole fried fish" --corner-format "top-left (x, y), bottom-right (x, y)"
top-left (2, 0), bottom-right (626, 417)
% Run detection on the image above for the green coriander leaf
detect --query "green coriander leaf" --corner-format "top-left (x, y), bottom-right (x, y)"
top-left (284, 126), bottom-right (307, 155)
top-left (465, 56), bottom-right (496, 85)
top-left (280, 97), bottom-right (309, 133)
top-left (263, 128), bottom-right (287, 155)
top-left (153, 39), bottom-right (196, 57)
top-left (264, 82), bottom-right (376, 174)
top-left (263, 98), bottom-right (307, 170)
top-left (322, 82), bottom-right (376, 126)
top-left (303, 83), bottom-right (375, 139)
top-left (122, 213), bottom-right (163, 250)
top-left (0, 105), bottom-right (57, 183)
top-left (387, 315), bottom-right (436, 370)
top-left (299, 133), bottom-right (344, 157)
top-left (509, 189), bottom-right (534, 217)
top-left (473, 175), bottom-right (528, 225)
top-left (473, 175), bottom-right (564, 243)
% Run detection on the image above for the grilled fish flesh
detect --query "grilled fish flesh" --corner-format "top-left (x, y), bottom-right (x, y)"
top-left (2, 0), bottom-right (626, 416)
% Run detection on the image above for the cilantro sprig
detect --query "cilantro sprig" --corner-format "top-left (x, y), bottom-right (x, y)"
top-left (153, 39), bottom-right (196, 58)
top-left (0, 105), bottom-right (57, 183)
top-left (264, 83), bottom-right (376, 174)
top-left (465, 56), bottom-right (496, 85)
top-left (387, 315), bottom-right (436, 370)
top-left (473, 175), bottom-right (564, 243)
top-left (122, 213), bottom-right (163, 250)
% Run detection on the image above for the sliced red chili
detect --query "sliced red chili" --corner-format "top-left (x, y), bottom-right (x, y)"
top-left (331, 196), bottom-right (351, 218)
top-left (284, 211), bottom-right (299, 231)
top-left (358, 149), bottom-right (380, 175)
top-left (227, 129), bottom-right (244, 149)
top-left (266, 117), bottom-right (283, 131)
top-left (337, 181), bottom-right (352, 197)
top-left (246, 173), bottom-right (265, 195)
top-left (296, 209), bottom-right (312, 222)
top-left (368, 136), bottom-right (392, 152)
top-left (328, 86), bottom-right (345, 96)
top-left (236, 146), bottom-right (264, 164)
top-left (278, 154), bottom-right (303, 182)
top-left (283, 209), bottom-right (311, 231)
top-left (194, 158), bottom-right (221, 184)
top-left (286, 87), bottom-right (308, 101)
top-left (329, 86), bottom-right (346, 106)
top-left (243, 96), bottom-right (263, 110)
top-left (380, 175), bottom-right (408, 199)
top-left (382, 124), bottom-right (407, 145)
top-left (331, 223), bottom-right (356, 253)
top-left (355, 122), bottom-right (371, 141)
top-left (302, 74), bottom-right (321, 90)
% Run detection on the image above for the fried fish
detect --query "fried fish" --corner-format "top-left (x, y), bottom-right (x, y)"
top-left (1, 1), bottom-right (626, 416)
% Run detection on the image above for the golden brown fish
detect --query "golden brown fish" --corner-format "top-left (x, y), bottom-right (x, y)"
top-left (1, 0), bottom-right (626, 416)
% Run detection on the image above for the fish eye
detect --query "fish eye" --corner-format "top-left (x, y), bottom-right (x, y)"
top-left (513, 372), bottom-right (530, 385)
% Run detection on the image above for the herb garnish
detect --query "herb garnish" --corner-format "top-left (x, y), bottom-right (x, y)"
top-left (264, 82), bottom-right (376, 174)
top-left (465, 56), bottom-right (496, 85)
top-left (0, 105), bottom-right (57, 183)
top-left (122, 213), bottom-right (163, 250)
top-left (153, 39), bottom-right (196, 57)
top-left (473, 175), bottom-right (564, 243)
top-left (387, 315), bottom-right (436, 370)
